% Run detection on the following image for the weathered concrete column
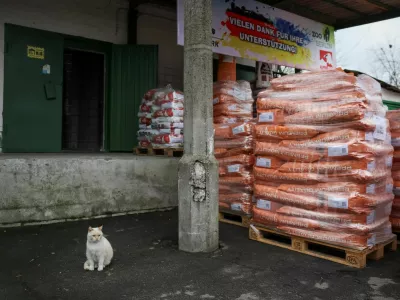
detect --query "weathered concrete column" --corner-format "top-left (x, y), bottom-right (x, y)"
top-left (178, 0), bottom-right (219, 252)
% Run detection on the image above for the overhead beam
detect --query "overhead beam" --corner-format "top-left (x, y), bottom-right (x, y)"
top-left (321, 0), bottom-right (365, 16)
top-left (363, 0), bottom-right (396, 11)
top-left (258, 0), bottom-right (289, 6)
top-left (129, 0), bottom-right (176, 9)
top-left (286, 2), bottom-right (337, 25)
top-left (336, 9), bottom-right (400, 29)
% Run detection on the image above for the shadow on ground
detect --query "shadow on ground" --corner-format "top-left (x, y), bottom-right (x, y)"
top-left (1, 209), bottom-right (400, 300)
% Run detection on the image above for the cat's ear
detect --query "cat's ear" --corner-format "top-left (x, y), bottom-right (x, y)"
top-left (99, 225), bottom-right (103, 231)
top-left (88, 226), bottom-right (93, 232)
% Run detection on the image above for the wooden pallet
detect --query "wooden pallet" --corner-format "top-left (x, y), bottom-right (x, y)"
top-left (393, 229), bottom-right (400, 244)
top-left (219, 210), bottom-right (251, 228)
top-left (249, 224), bottom-right (397, 268)
top-left (134, 147), bottom-right (183, 157)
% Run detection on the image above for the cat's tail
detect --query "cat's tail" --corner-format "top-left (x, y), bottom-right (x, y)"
top-left (84, 260), bottom-right (91, 270)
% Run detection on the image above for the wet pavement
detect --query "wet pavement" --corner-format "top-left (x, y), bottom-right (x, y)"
top-left (1, 209), bottom-right (400, 300)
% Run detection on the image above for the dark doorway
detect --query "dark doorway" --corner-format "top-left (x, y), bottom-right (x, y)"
top-left (62, 49), bottom-right (104, 152)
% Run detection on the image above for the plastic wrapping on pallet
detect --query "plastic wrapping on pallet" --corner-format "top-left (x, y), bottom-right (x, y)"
top-left (278, 223), bottom-right (393, 250)
top-left (252, 69), bottom-right (394, 250)
top-left (137, 85), bottom-right (184, 149)
top-left (214, 80), bottom-right (255, 215)
top-left (387, 109), bottom-right (400, 230)
top-left (253, 207), bottom-right (390, 235)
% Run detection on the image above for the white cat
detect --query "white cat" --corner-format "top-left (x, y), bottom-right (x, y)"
top-left (84, 226), bottom-right (113, 272)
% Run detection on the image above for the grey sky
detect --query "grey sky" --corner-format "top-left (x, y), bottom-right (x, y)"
top-left (335, 17), bottom-right (400, 83)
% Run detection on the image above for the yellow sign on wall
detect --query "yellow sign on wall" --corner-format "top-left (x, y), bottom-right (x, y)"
top-left (27, 46), bottom-right (45, 59)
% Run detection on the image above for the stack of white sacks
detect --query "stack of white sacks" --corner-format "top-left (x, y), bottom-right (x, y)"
top-left (137, 85), bottom-right (185, 149)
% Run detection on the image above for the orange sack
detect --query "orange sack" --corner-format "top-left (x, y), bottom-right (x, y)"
top-left (215, 137), bottom-right (254, 150)
top-left (220, 175), bottom-right (254, 187)
top-left (219, 201), bottom-right (251, 215)
top-left (214, 116), bottom-right (253, 124)
top-left (390, 216), bottom-right (400, 229)
top-left (215, 148), bottom-right (252, 158)
top-left (257, 97), bottom-right (366, 114)
top-left (279, 129), bottom-right (370, 148)
top-left (278, 205), bottom-right (391, 225)
top-left (252, 207), bottom-right (320, 230)
top-left (253, 207), bottom-right (390, 234)
top-left (254, 167), bottom-right (321, 184)
top-left (219, 192), bottom-right (252, 204)
top-left (254, 124), bottom-right (320, 140)
top-left (278, 158), bottom-right (381, 174)
top-left (275, 179), bottom-right (393, 195)
top-left (255, 141), bottom-right (323, 162)
top-left (257, 103), bottom-right (368, 125)
top-left (255, 141), bottom-right (393, 162)
top-left (278, 226), bottom-right (373, 250)
top-left (214, 124), bottom-right (233, 140)
top-left (214, 122), bottom-right (254, 139)
top-left (284, 103), bottom-right (368, 125)
top-left (394, 150), bottom-right (400, 162)
top-left (391, 208), bottom-right (400, 218)
top-left (269, 69), bottom-right (357, 90)
top-left (254, 184), bottom-right (393, 213)
top-left (254, 183), bottom-right (323, 210)
top-left (220, 184), bottom-right (253, 194)
top-left (214, 103), bottom-right (253, 118)
top-left (390, 162), bottom-right (400, 171)
top-left (219, 164), bottom-right (252, 177)
top-left (393, 197), bottom-right (400, 209)
top-left (213, 93), bottom-right (253, 105)
top-left (254, 199), bottom-right (284, 212)
top-left (217, 55), bottom-right (236, 81)
top-left (255, 156), bottom-right (285, 169)
top-left (254, 164), bottom-right (390, 184)
top-left (392, 170), bottom-right (400, 181)
top-left (218, 154), bottom-right (255, 167)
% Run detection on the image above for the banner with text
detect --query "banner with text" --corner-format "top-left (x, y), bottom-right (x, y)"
top-left (177, 0), bottom-right (336, 70)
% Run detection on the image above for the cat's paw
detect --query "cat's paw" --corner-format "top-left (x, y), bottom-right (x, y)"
top-left (98, 265), bottom-right (104, 272)
top-left (84, 261), bottom-right (91, 271)
top-left (89, 265), bottom-right (95, 271)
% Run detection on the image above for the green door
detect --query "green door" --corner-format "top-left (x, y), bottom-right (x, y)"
top-left (109, 45), bottom-right (158, 151)
top-left (3, 24), bottom-right (64, 152)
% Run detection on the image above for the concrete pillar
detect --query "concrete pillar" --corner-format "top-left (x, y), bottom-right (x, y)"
top-left (178, 0), bottom-right (219, 253)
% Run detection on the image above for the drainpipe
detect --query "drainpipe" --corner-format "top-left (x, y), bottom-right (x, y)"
top-left (178, 0), bottom-right (219, 253)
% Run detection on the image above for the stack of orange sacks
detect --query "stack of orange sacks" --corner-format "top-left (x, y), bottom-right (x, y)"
top-left (387, 110), bottom-right (400, 231)
top-left (252, 69), bottom-right (395, 250)
top-left (213, 80), bottom-right (255, 216)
